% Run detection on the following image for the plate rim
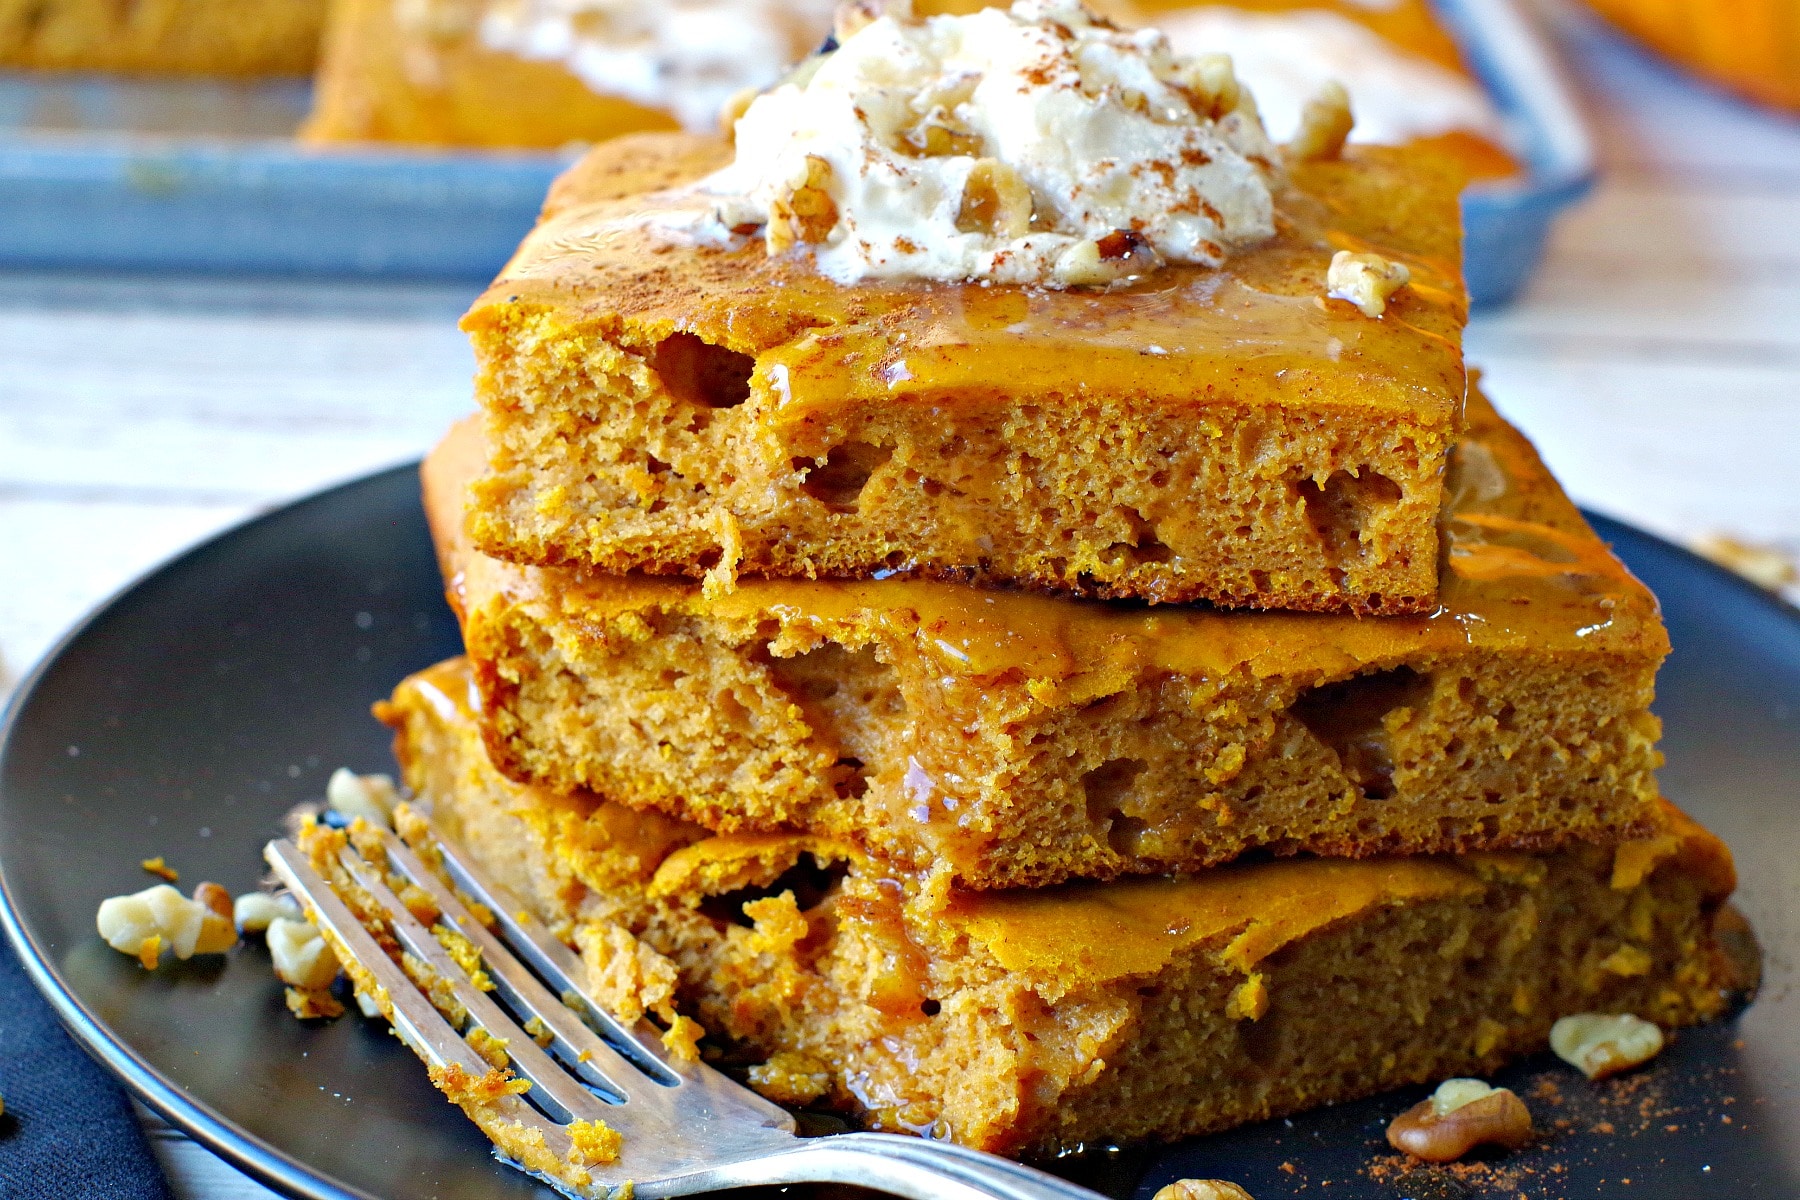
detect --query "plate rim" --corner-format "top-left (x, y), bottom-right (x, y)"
top-left (0, 464), bottom-right (422, 1200)
top-left (2, 463), bottom-right (1796, 1200)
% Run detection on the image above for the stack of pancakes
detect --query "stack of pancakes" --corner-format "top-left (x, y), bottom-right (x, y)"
top-left (379, 130), bottom-right (1755, 1156)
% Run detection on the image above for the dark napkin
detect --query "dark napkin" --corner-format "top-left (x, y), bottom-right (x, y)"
top-left (0, 934), bottom-right (173, 1199)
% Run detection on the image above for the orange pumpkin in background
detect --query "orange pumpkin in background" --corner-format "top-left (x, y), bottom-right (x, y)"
top-left (1579, 0), bottom-right (1800, 111)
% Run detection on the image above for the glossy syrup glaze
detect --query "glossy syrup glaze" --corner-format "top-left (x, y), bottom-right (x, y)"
top-left (430, 380), bottom-right (1663, 707)
top-left (465, 131), bottom-right (1468, 427)
top-left (944, 799), bottom-right (1730, 988)
top-left (394, 660), bottom-right (1730, 994)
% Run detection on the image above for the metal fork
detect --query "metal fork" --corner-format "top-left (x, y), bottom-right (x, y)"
top-left (264, 823), bottom-right (1108, 1200)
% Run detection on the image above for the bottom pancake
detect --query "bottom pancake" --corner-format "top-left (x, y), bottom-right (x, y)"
top-left (370, 657), bottom-right (1757, 1157)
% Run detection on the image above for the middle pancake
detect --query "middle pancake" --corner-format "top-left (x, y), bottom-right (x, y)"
top-left (428, 385), bottom-right (1666, 892)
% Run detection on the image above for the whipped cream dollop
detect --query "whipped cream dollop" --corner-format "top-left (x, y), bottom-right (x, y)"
top-left (1154, 7), bottom-right (1506, 147)
top-left (476, 0), bottom-right (838, 132)
top-left (705, 0), bottom-right (1278, 288)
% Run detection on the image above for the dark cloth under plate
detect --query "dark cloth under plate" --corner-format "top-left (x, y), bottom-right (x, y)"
top-left (0, 934), bottom-right (172, 1199)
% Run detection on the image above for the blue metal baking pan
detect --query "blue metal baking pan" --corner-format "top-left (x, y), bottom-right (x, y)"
top-left (0, 0), bottom-right (1591, 304)
top-left (1437, 0), bottom-right (1596, 305)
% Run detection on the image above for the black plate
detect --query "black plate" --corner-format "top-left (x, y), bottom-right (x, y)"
top-left (2, 466), bottom-right (1798, 1200)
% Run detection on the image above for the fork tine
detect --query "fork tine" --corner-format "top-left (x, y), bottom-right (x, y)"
top-left (418, 818), bottom-right (798, 1132)
top-left (270, 833), bottom-right (1100, 1200)
top-left (263, 841), bottom-right (583, 1160)
top-left (411, 828), bottom-right (682, 1080)
top-left (371, 827), bottom-right (688, 1109)
top-left (328, 845), bottom-right (628, 1129)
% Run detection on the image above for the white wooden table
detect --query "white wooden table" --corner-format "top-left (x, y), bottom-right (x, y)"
top-left (2, 5), bottom-right (1797, 1196)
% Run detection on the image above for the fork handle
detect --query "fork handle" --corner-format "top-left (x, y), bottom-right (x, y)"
top-left (644, 1131), bottom-right (1109, 1200)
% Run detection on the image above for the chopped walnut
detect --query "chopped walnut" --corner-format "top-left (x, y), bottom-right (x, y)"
top-left (1056, 230), bottom-right (1165, 287)
top-left (1173, 52), bottom-right (1243, 120)
top-left (1386, 1078), bottom-right (1532, 1162)
top-left (901, 101), bottom-right (984, 158)
top-left (233, 891), bottom-right (299, 933)
top-left (1327, 250), bottom-right (1411, 318)
top-left (268, 915), bottom-right (340, 990)
top-left (1289, 80), bottom-right (1354, 161)
top-left (1153, 1180), bottom-right (1255, 1200)
top-left (192, 913), bottom-right (236, 954)
top-left (97, 883), bottom-right (237, 966)
top-left (957, 159), bottom-right (1034, 238)
top-left (193, 881), bottom-right (232, 921)
top-left (1694, 533), bottom-right (1799, 592)
top-left (326, 768), bottom-right (399, 829)
top-left (1550, 1013), bottom-right (1665, 1080)
top-left (766, 156), bottom-right (840, 254)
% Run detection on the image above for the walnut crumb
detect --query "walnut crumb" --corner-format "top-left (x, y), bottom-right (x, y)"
top-left (1153, 1180), bottom-right (1255, 1200)
top-left (957, 159), bottom-right (1034, 238)
top-left (268, 916), bottom-right (340, 989)
top-left (1550, 1013), bottom-right (1665, 1079)
top-left (767, 156), bottom-right (839, 254)
top-left (97, 882), bottom-right (236, 966)
top-left (1693, 534), bottom-right (1798, 591)
top-left (1327, 250), bottom-right (1411, 317)
top-left (233, 891), bottom-right (298, 933)
top-left (326, 768), bottom-right (399, 829)
top-left (1289, 80), bottom-right (1354, 161)
top-left (1386, 1078), bottom-right (1533, 1162)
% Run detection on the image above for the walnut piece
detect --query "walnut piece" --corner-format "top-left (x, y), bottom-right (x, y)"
top-left (1153, 1181), bottom-right (1255, 1200)
top-left (1056, 229), bottom-right (1166, 288)
top-left (97, 883), bottom-right (237, 966)
top-left (1550, 1013), bottom-right (1665, 1080)
top-left (234, 891), bottom-right (300, 934)
top-left (193, 881), bottom-right (233, 921)
top-left (1289, 80), bottom-right (1354, 161)
top-left (1386, 1078), bottom-right (1532, 1162)
top-left (767, 156), bottom-right (840, 254)
top-left (1694, 533), bottom-right (1799, 591)
top-left (327, 768), bottom-right (399, 829)
top-left (1173, 52), bottom-right (1243, 120)
top-left (1327, 249), bottom-right (1411, 318)
top-left (957, 159), bottom-right (1034, 238)
top-left (268, 915), bottom-right (341, 990)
